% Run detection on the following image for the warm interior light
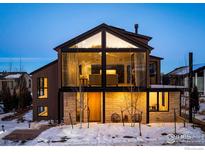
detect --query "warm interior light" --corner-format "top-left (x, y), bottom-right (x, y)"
top-left (38, 106), bottom-right (48, 116)
top-left (100, 69), bottom-right (116, 74)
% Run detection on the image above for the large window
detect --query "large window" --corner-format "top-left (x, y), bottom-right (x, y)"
top-left (37, 77), bottom-right (48, 99)
top-left (149, 92), bottom-right (169, 112)
top-left (106, 52), bottom-right (146, 87)
top-left (62, 52), bottom-right (102, 87)
top-left (69, 32), bottom-right (101, 48)
top-left (37, 106), bottom-right (48, 117)
top-left (149, 62), bottom-right (157, 84)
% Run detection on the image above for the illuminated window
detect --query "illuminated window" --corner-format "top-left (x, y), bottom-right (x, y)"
top-left (37, 77), bottom-right (48, 99)
top-left (62, 52), bottom-right (102, 87)
top-left (37, 106), bottom-right (48, 117)
top-left (159, 92), bottom-right (169, 111)
top-left (69, 32), bottom-right (102, 48)
top-left (149, 92), bottom-right (158, 111)
top-left (149, 92), bottom-right (169, 112)
top-left (106, 32), bottom-right (138, 48)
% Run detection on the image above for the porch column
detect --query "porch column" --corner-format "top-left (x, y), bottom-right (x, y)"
top-left (204, 69), bottom-right (205, 96)
top-left (195, 72), bottom-right (198, 87)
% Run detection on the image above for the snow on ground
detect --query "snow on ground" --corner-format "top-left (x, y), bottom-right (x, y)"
top-left (195, 103), bottom-right (205, 122)
top-left (199, 103), bottom-right (205, 113)
top-left (1, 110), bottom-right (205, 146)
top-left (195, 115), bottom-right (205, 121)
top-left (0, 110), bottom-right (49, 145)
top-left (23, 110), bottom-right (33, 121)
top-left (24, 123), bottom-right (205, 146)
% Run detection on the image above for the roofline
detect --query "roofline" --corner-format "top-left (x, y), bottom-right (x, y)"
top-left (150, 55), bottom-right (164, 60)
top-left (0, 71), bottom-right (28, 74)
top-left (108, 25), bottom-right (152, 40)
top-left (30, 60), bottom-right (58, 75)
top-left (54, 23), bottom-right (106, 51)
top-left (54, 23), bottom-right (153, 51)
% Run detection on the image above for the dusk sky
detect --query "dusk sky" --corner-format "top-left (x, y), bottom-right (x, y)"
top-left (0, 3), bottom-right (205, 73)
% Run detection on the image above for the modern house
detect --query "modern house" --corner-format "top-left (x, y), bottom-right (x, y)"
top-left (31, 23), bottom-right (182, 124)
top-left (164, 64), bottom-right (205, 96)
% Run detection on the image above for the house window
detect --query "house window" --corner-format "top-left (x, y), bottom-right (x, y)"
top-left (29, 79), bottom-right (31, 88)
top-left (106, 32), bottom-right (138, 48)
top-left (37, 77), bottom-right (48, 99)
top-left (2, 81), bottom-right (7, 88)
top-left (149, 92), bottom-right (158, 111)
top-left (150, 62), bottom-right (157, 84)
top-left (105, 52), bottom-right (146, 87)
top-left (37, 106), bottom-right (48, 117)
top-left (69, 32), bottom-right (101, 48)
top-left (62, 52), bottom-right (102, 87)
top-left (159, 92), bottom-right (169, 111)
top-left (149, 92), bottom-right (169, 112)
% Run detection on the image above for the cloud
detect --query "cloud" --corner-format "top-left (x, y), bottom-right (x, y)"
top-left (0, 57), bottom-right (56, 63)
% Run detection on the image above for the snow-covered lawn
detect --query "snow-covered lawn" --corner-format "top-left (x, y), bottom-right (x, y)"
top-left (1, 110), bottom-right (205, 146)
top-left (24, 123), bottom-right (205, 146)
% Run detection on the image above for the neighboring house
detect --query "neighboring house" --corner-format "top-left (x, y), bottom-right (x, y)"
top-left (31, 23), bottom-right (182, 124)
top-left (0, 72), bottom-right (32, 95)
top-left (164, 64), bottom-right (205, 96)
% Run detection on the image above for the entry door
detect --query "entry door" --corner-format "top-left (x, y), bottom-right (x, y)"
top-left (87, 93), bottom-right (101, 122)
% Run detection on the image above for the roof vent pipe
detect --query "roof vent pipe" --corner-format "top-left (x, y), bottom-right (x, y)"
top-left (134, 24), bottom-right (138, 34)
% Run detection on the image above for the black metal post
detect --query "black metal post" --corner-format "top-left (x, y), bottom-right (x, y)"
top-left (2, 125), bottom-right (5, 132)
top-left (87, 107), bottom-right (90, 128)
top-left (139, 112), bottom-right (142, 136)
top-left (121, 110), bottom-right (124, 126)
top-left (174, 108), bottom-right (176, 135)
top-left (69, 112), bottom-right (73, 129)
top-left (102, 30), bottom-right (106, 123)
top-left (146, 91), bottom-right (149, 123)
top-left (189, 52), bottom-right (193, 123)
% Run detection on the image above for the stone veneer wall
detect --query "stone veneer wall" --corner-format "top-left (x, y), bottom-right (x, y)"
top-left (149, 92), bottom-right (180, 123)
top-left (105, 92), bottom-right (147, 124)
top-left (64, 92), bottom-right (77, 125)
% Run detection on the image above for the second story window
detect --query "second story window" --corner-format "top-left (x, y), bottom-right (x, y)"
top-left (37, 77), bottom-right (48, 99)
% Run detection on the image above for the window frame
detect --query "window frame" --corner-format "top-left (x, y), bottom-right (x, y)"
top-left (37, 77), bottom-right (48, 99)
top-left (149, 92), bottom-right (169, 112)
top-left (37, 106), bottom-right (48, 117)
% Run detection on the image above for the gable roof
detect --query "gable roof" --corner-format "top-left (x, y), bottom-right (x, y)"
top-left (30, 60), bottom-right (58, 75)
top-left (54, 23), bottom-right (153, 51)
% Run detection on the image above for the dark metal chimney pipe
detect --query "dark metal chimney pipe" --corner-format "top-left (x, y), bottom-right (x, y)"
top-left (134, 24), bottom-right (138, 34)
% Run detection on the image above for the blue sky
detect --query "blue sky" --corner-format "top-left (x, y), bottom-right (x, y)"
top-left (0, 3), bottom-right (205, 73)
